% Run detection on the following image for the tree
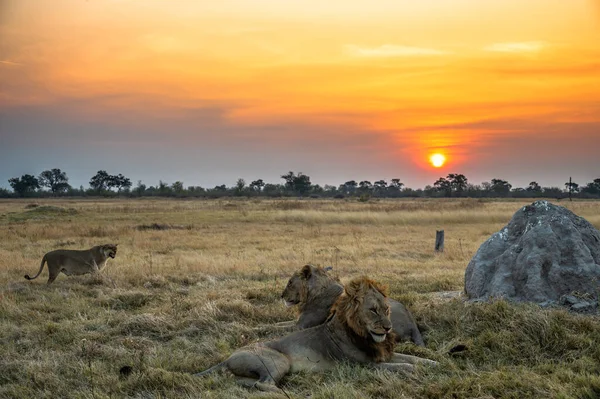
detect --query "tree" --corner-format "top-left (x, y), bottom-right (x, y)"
top-left (234, 178), bottom-right (246, 196)
top-left (171, 181), bottom-right (184, 194)
top-left (281, 171), bottom-right (311, 196)
top-left (323, 184), bottom-right (337, 192)
top-left (187, 186), bottom-right (205, 196)
top-left (434, 174), bottom-right (468, 197)
top-left (373, 180), bottom-right (387, 196)
top-left (447, 173), bottom-right (468, 195)
top-left (390, 179), bottom-right (404, 190)
top-left (134, 180), bottom-right (146, 197)
top-left (158, 180), bottom-right (171, 196)
top-left (433, 177), bottom-right (452, 197)
top-left (0, 187), bottom-right (12, 198)
top-left (542, 186), bottom-right (563, 198)
top-left (38, 168), bottom-right (71, 194)
top-left (582, 178), bottom-right (600, 195)
top-left (263, 183), bottom-right (283, 197)
top-left (388, 178), bottom-right (404, 197)
top-left (89, 170), bottom-right (111, 192)
top-left (249, 179), bottom-right (265, 192)
top-left (311, 184), bottom-right (324, 196)
top-left (339, 180), bottom-right (357, 195)
top-left (358, 180), bottom-right (373, 194)
top-left (423, 185), bottom-right (436, 196)
top-left (8, 174), bottom-right (40, 197)
top-left (526, 181), bottom-right (542, 194)
top-left (293, 173), bottom-right (312, 196)
top-left (465, 183), bottom-right (483, 197)
top-left (108, 174), bottom-right (132, 193)
top-left (564, 180), bottom-right (580, 194)
top-left (490, 178), bottom-right (512, 196)
top-left (281, 171), bottom-right (296, 191)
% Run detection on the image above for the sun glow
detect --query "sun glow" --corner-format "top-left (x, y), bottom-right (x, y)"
top-left (430, 153), bottom-right (446, 168)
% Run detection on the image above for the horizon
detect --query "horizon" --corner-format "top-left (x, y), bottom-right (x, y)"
top-left (1, 167), bottom-right (596, 193)
top-left (2, 1), bottom-right (600, 189)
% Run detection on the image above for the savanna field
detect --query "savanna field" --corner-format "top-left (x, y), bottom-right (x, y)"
top-left (1, 198), bottom-right (599, 399)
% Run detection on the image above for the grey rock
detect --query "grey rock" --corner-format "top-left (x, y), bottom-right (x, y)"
top-left (538, 300), bottom-right (557, 308)
top-left (465, 200), bottom-right (600, 305)
top-left (571, 301), bottom-right (597, 312)
top-left (559, 295), bottom-right (580, 306)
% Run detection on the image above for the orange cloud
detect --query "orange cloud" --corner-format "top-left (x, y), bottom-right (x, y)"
top-left (345, 44), bottom-right (450, 57)
top-left (1, 0), bottom-right (599, 186)
top-left (483, 41), bottom-right (546, 53)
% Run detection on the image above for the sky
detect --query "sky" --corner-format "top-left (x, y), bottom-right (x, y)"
top-left (1, 0), bottom-right (599, 190)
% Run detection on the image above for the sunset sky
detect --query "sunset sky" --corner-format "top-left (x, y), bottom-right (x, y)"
top-left (1, 0), bottom-right (599, 189)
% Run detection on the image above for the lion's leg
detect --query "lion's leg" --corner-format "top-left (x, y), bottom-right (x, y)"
top-left (47, 265), bottom-right (59, 285)
top-left (47, 272), bottom-right (58, 284)
top-left (225, 348), bottom-right (290, 390)
top-left (254, 320), bottom-right (296, 332)
top-left (235, 377), bottom-right (282, 393)
top-left (410, 326), bottom-right (425, 346)
top-left (253, 320), bottom-right (296, 331)
top-left (91, 260), bottom-right (100, 274)
top-left (391, 353), bottom-right (438, 366)
top-left (273, 321), bottom-right (296, 328)
top-left (106, 275), bottom-right (117, 288)
top-left (374, 362), bottom-right (415, 373)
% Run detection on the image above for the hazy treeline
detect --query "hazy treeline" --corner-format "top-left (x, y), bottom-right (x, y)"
top-left (3, 169), bottom-right (600, 199)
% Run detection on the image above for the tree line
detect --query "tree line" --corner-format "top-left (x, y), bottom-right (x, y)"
top-left (3, 169), bottom-right (600, 199)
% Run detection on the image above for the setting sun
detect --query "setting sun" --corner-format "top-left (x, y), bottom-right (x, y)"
top-left (430, 153), bottom-right (446, 168)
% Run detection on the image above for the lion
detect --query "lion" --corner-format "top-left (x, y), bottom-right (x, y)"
top-left (24, 244), bottom-right (118, 284)
top-left (279, 264), bottom-right (425, 346)
top-left (279, 264), bottom-right (345, 329)
top-left (195, 276), bottom-right (437, 392)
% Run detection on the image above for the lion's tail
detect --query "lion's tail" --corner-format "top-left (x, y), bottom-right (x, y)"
top-left (194, 362), bottom-right (226, 377)
top-left (25, 255), bottom-right (46, 281)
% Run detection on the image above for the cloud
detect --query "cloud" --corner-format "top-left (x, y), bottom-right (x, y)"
top-left (0, 60), bottom-right (24, 66)
top-left (345, 44), bottom-right (449, 57)
top-left (483, 41), bottom-right (546, 53)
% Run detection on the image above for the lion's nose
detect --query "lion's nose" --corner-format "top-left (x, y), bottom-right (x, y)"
top-left (384, 326), bottom-right (392, 333)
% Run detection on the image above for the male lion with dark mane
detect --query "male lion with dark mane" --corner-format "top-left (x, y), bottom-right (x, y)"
top-left (195, 276), bottom-right (437, 392)
top-left (279, 264), bottom-right (425, 346)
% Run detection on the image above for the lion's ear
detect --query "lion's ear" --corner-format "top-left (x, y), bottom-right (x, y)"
top-left (373, 282), bottom-right (388, 297)
top-left (344, 280), bottom-right (360, 298)
top-left (301, 264), bottom-right (313, 279)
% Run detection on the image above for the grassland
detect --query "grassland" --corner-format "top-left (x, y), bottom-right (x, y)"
top-left (1, 198), bottom-right (599, 399)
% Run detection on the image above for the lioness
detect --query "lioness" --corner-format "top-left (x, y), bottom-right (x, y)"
top-left (195, 276), bottom-right (437, 392)
top-left (280, 264), bottom-right (425, 346)
top-left (25, 244), bottom-right (118, 284)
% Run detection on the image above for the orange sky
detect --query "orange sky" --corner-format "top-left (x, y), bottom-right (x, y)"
top-left (1, 0), bottom-right (599, 188)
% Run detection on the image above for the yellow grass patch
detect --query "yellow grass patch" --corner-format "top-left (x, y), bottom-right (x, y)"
top-left (1, 198), bottom-right (599, 398)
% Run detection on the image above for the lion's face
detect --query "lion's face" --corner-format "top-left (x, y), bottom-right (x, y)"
top-left (335, 277), bottom-right (393, 343)
top-left (281, 265), bottom-right (332, 307)
top-left (102, 244), bottom-right (118, 259)
top-left (358, 288), bottom-right (392, 343)
top-left (282, 273), bottom-right (304, 307)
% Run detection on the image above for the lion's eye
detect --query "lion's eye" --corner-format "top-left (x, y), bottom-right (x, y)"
top-left (370, 308), bottom-right (378, 315)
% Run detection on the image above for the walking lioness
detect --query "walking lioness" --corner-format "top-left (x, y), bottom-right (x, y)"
top-left (195, 276), bottom-right (437, 392)
top-left (25, 244), bottom-right (118, 284)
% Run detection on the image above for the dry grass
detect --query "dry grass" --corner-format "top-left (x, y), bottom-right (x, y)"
top-left (1, 198), bottom-right (599, 398)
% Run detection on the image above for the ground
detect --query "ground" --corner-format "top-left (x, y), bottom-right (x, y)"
top-left (1, 198), bottom-right (599, 399)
